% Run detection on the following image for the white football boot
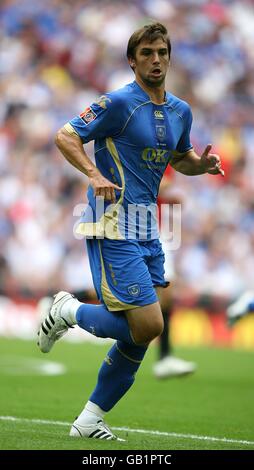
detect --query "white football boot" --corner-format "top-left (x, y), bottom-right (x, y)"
top-left (37, 291), bottom-right (76, 353)
top-left (70, 418), bottom-right (125, 441)
top-left (227, 291), bottom-right (254, 326)
top-left (153, 356), bottom-right (196, 379)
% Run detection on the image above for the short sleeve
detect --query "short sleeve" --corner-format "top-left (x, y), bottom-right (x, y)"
top-left (69, 93), bottom-right (124, 143)
top-left (176, 104), bottom-right (193, 153)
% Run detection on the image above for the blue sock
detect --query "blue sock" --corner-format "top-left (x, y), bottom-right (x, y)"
top-left (90, 341), bottom-right (147, 412)
top-left (248, 301), bottom-right (254, 311)
top-left (76, 304), bottom-right (135, 344)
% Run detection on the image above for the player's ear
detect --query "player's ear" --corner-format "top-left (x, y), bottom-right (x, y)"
top-left (128, 57), bottom-right (136, 70)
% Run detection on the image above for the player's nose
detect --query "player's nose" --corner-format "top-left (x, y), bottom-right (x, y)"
top-left (152, 52), bottom-right (160, 63)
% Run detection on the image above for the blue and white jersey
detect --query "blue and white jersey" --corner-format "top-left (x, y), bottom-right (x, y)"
top-left (68, 81), bottom-right (193, 239)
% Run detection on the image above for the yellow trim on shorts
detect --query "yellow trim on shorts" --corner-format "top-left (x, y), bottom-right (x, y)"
top-left (98, 241), bottom-right (139, 312)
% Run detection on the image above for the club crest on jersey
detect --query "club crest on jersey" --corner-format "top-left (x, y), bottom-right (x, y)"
top-left (127, 283), bottom-right (141, 297)
top-left (96, 95), bottom-right (112, 109)
top-left (79, 107), bottom-right (97, 124)
top-left (156, 125), bottom-right (166, 142)
top-left (154, 110), bottom-right (164, 119)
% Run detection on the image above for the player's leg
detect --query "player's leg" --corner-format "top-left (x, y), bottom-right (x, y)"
top-left (37, 290), bottom-right (135, 352)
top-left (37, 239), bottom-right (138, 353)
top-left (147, 240), bottom-right (196, 378)
top-left (71, 300), bottom-right (163, 439)
top-left (38, 238), bottom-right (163, 439)
top-left (157, 285), bottom-right (172, 359)
top-left (156, 244), bottom-right (174, 360)
top-left (37, 238), bottom-right (163, 351)
top-left (70, 240), bottom-right (164, 439)
top-left (70, 336), bottom-right (148, 440)
top-left (154, 286), bottom-right (196, 378)
top-left (68, 237), bottom-right (163, 345)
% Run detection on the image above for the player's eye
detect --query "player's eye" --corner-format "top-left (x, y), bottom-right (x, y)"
top-left (141, 50), bottom-right (152, 56)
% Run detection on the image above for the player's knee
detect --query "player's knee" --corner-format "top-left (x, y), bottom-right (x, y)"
top-left (132, 318), bottom-right (164, 345)
top-left (150, 317), bottom-right (164, 340)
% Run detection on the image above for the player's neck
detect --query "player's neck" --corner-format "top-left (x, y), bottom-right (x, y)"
top-left (136, 78), bottom-right (166, 105)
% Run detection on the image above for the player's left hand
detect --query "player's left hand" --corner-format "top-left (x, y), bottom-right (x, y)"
top-left (201, 144), bottom-right (224, 177)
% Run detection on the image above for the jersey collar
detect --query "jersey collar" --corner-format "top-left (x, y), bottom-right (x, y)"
top-left (133, 80), bottom-right (169, 105)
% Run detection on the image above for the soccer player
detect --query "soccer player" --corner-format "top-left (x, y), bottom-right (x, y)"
top-left (227, 291), bottom-right (254, 326)
top-left (38, 22), bottom-right (223, 440)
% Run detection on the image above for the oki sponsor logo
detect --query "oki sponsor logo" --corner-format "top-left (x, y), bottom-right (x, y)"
top-left (142, 148), bottom-right (169, 163)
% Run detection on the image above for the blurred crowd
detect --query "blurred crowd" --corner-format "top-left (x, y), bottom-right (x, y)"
top-left (0, 0), bottom-right (254, 303)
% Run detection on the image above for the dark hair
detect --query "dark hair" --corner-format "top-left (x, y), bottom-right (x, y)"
top-left (127, 22), bottom-right (171, 61)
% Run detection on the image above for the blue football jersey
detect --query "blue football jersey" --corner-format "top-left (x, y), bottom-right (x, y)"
top-left (68, 81), bottom-right (193, 239)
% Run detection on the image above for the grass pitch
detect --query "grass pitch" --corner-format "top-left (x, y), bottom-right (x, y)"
top-left (0, 337), bottom-right (254, 450)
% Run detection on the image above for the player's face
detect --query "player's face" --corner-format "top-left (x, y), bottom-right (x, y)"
top-left (129, 38), bottom-right (170, 88)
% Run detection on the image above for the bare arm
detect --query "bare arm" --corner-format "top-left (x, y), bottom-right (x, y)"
top-left (55, 126), bottom-right (122, 202)
top-left (170, 144), bottom-right (224, 177)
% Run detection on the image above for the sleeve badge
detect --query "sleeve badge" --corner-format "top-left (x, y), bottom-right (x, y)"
top-left (79, 107), bottom-right (97, 124)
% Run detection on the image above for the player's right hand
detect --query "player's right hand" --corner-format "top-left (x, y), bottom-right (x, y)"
top-left (89, 173), bottom-right (122, 203)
